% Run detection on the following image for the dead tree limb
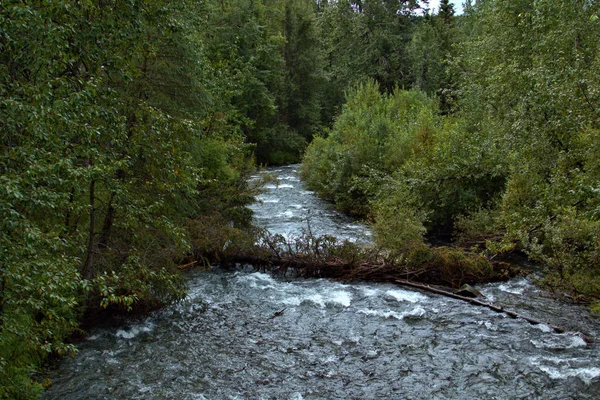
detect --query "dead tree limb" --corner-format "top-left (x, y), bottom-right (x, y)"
top-left (394, 279), bottom-right (600, 345)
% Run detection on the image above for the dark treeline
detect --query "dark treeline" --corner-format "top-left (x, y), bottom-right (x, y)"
top-left (1, 0), bottom-right (599, 397)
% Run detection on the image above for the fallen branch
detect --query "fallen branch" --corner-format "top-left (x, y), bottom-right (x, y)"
top-left (395, 279), bottom-right (600, 345)
top-left (177, 260), bottom-right (197, 270)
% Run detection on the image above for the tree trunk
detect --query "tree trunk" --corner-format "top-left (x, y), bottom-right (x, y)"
top-left (98, 192), bottom-right (115, 250)
top-left (81, 179), bottom-right (96, 280)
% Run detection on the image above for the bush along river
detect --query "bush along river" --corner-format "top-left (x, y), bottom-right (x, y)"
top-left (43, 165), bottom-right (600, 399)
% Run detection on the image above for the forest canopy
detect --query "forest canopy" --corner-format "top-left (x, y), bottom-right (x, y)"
top-left (1, 0), bottom-right (599, 397)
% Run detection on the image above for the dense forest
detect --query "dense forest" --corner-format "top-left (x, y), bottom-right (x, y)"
top-left (1, 0), bottom-right (599, 397)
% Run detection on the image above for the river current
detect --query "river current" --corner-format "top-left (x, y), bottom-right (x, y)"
top-left (43, 165), bottom-right (600, 399)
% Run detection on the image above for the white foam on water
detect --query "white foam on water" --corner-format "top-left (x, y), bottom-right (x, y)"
top-left (530, 356), bottom-right (600, 385)
top-left (533, 323), bottom-right (554, 333)
top-left (236, 272), bottom-right (277, 290)
top-left (278, 184), bottom-right (294, 189)
top-left (401, 306), bottom-right (427, 318)
top-left (281, 296), bottom-right (302, 306)
top-left (360, 287), bottom-right (380, 297)
top-left (304, 293), bottom-right (325, 307)
top-left (281, 288), bottom-right (352, 308)
top-left (309, 290), bottom-right (352, 307)
top-left (322, 355), bottom-right (338, 364)
top-left (483, 293), bottom-right (496, 303)
top-left (530, 333), bottom-right (588, 350)
top-left (359, 306), bottom-right (426, 320)
top-left (328, 290), bottom-right (352, 307)
top-left (255, 196), bottom-right (280, 203)
top-left (115, 321), bottom-right (155, 340)
top-left (498, 283), bottom-right (525, 295)
top-left (530, 339), bottom-right (551, 349)
top-left (569, 335), bottom-right (588, 348)
top-left (345, 224), bottom-right (363, 229)
top-left (359, 309), bottom-right (405, 320)
top-left (276, 210), bottom-right (295, 218)
top-left (365, 350), bottom-right (378, 358)
top-left (289, 393), bottom-right (304, 400)
top-left (253, 272), bottom-right (276, 281)
top-left (484, 321), bottom-right (497, 331)
top-left (539, 366), bottom-right (600, 385)
top-left (386, 289), bottom-right (428, 303)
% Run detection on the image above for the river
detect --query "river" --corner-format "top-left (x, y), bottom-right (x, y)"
top-left (43, 165), bottom-right (600, 399)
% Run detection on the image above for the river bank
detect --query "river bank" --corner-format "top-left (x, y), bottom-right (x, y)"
top-left (42, 165), bottom-right (600, 399)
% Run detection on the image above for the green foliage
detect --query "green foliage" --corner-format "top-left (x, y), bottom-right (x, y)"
top-left (398, 119), bottom-right (508, 233)
top-left (2, 0), bottom-right (600, 393)
top-left (202, 0), bottom-right (286, 162)
top-left (301, 78), bottom-right (511, 286)
top-left (281, 0), bottom-right (325, 142)
top-left (408, 4), bottom-right (458, 113)
top-left (372, 183), bottom-right (429, 256)
top-left (316, 0), bottom-right (422, 123)
top-left (0, 0), bottom-right (259, 396)
top-left (302, 81), bottom-right (439, 215)
top-left (302, 80), bottom-right (505, 233)
top-left (199, 0), bottom-right (325, 165)
top-left (423, 246), bottom-right (495, 286)
top-left (455, 0), bottom-right (600, 301)
top-left (409, 18), bottom-right (445, 96)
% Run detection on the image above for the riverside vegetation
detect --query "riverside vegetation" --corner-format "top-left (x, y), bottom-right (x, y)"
top-left (1, 0), bottom-right (599, 398)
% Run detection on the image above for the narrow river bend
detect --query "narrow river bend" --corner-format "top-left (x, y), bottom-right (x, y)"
top-left (43, 165), bottom-right (600, 399)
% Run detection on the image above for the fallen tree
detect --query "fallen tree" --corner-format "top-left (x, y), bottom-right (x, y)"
top-left (218, 231), bottom-right (522, 287)
top-left (197, 231), bottom-right (600, 345)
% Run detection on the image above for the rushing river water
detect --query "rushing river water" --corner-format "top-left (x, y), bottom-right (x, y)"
top-left (43, 165), bottom-right (600, 399)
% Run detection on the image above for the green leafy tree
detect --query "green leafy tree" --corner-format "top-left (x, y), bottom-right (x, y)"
top-left (0, 0), bottom-right (256, 396)
top-left (457, 0), bottom-right (600, 302)
top-left (301, 80), bottom-right (440, 216)
top-left (301, 78), bottom-right (506, 254)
